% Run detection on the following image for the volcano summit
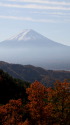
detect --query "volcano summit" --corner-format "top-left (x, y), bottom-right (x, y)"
top-left (0, 29), bottom-right (70, 70)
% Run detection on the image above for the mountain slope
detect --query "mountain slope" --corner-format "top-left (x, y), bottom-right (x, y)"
top-left (0, 68), bottom-right (30, 104)
top-left (0, 29), bottom-right (65, 47)
top-left (0, 29), bottom-right (70, 70)
top-left (0, 61), bottom-right (70, 87)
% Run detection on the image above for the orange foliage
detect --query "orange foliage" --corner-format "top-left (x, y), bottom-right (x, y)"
top-left (0, 99), bottom-right (22, 125)
top-left (18, 119), bottom-right (30, 125)
top-left (48, 81), bottom-right (70, 125)
top-left (0, 80), bottom-right (70, 125)
top-left (26, 81), bottom-right (53, 125)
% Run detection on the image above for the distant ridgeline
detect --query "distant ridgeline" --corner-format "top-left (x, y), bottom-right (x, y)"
top-left (0, 61), bottom-right (70, 87)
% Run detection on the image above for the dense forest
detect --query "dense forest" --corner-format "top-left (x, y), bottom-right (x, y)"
top-left (0, 69), bottom-right (70, 125)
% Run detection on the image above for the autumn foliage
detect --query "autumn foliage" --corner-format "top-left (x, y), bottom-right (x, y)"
top-left (0, 80), bottom-right (70, 125)
top-left (0, 99), bottom-right (23, 125)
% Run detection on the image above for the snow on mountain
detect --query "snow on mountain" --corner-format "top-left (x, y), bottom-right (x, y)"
top-left (0, 29), bottom-right (70, 70)
top-left (7, 29), bottom-right (46, 41)
top-left (0, 29), bottom-right (66, 48)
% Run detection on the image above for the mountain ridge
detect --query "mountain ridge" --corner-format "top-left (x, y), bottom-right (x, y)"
top-left (0, 61), bottom-right (70, 87)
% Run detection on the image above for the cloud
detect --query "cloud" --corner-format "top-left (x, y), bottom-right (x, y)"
top-left (0, 15), bottom-right (56, 23)
top-left (0, 2), bottom-right (70, 10)
top-left (8, 0), bottom-right (70, 6)
top-left (0, 15), bottom-right (32, 21)
top-left (1, 14), bottom-right (70, 23)
top-left (31, 11), bottom-right (70, 16)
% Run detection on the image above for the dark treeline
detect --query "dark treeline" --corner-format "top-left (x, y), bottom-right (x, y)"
top-left (0, 69), bottom-right (30, 104)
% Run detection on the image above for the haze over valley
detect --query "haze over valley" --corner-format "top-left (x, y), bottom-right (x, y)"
top-left (0, 29), bottom-right (70, 70)
top-left (0, 1), bottom-right (70, 124)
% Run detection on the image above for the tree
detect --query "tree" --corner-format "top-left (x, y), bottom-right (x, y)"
top-left (26, 81), bottom-right (53, 125)
top-left (48, 80), bottom-right (70, 125)
top-left (0, 99), bottom-right (23, 125)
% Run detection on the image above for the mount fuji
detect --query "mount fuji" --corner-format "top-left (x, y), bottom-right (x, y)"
top-left (0, 29), bottom-right (66, 48)
top-left (0, 29), bottom-right (70, 70)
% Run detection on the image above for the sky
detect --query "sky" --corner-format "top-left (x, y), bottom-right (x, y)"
top-left (0, 0), bottom-right (70, 46)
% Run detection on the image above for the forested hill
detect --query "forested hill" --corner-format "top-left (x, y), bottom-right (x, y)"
top-left (0, 69), bottom-right (30, 104)
top-left (0, 67), bottom-right (70, 125)
top-left (0, 61), bottom-right (70, 87)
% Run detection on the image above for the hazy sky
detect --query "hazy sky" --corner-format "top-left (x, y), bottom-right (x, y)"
top-left (0, 0), bottom-right (70, 46)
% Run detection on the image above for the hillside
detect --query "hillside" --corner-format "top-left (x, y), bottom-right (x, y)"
top-left (0, 61), bottom-right (70, 87)
top-left (0, 68), bottom-right (30, 104)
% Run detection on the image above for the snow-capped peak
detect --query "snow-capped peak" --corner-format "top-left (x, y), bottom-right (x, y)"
top-left (7, 29), bottom-right (45, 41)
